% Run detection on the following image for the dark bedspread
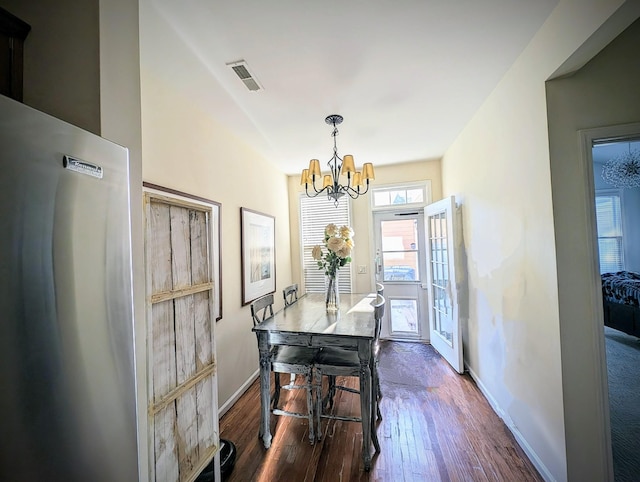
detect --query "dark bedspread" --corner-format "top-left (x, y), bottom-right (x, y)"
top-left (601, 271), bottom-right (640, 308)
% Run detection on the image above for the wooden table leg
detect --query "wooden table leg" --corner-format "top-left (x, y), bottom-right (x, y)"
top-left (358, 340), bottom-right (372, 471)
top-left (257, 333), bottom-right (272, 449)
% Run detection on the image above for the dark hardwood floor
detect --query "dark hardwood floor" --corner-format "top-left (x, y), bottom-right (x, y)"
top-left (219, 341), bottom-right (543, 481)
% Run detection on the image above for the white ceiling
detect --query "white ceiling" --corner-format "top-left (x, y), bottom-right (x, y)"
top-left (140, 0), bottom-right (559, 175)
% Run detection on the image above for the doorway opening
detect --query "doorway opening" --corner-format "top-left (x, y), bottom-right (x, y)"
top-left (591, 134), bottom-right (640, 482)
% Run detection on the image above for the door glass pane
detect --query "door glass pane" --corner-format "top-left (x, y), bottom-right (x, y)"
top-left (383, 252), bottom-right (418, 281)
top-left (381, 219), bottom-right (419, 281)
top-left (406, 188), bottom-right (424, 204)
top-left (429, 212), bottom-right (453, 347)
top-left (390, 299), bottom-right (418, 334)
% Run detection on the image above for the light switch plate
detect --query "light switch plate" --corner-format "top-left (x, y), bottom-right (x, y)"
top-left (358, 265), bottom-right (367, 274)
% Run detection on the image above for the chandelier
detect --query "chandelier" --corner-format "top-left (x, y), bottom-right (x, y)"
top-left (602, 148), bottom-right (640, 189)
top-left (300, 114), bottom-right (374, 205)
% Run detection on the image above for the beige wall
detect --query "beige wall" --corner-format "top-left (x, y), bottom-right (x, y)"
top-left (0, 0), bottom-right (101, 134)
top-left (287, 159), bottom-right (442, 294)
top-left (140, 71), bottom-right (294, 409)
top-left (441, 1), bottom-right (637, 481)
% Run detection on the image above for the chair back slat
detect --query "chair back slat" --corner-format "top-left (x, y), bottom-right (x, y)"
top-left (250, 293), bottom-right (275, 327)
top-left (283, 283), bottom-right (299, 307)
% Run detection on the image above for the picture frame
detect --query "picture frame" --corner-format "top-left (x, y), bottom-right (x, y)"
top-left (240, 207), bottom-right (276, 305)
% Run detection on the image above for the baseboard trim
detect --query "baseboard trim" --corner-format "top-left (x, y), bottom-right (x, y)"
top-left (218, 368), bottom-right (260, 418)
top-left (466, 365), bottom-right (555, 482)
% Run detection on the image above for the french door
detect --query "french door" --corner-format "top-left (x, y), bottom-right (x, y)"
top-left (373, 196), bottom-right (463, 372)
top-left (373, 210), bottom-right (429, 342)
top-left (424, 196), bottom-right (463, 373)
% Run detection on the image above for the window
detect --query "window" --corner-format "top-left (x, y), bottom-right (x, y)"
top-left (371, 182), bottom-right (431, 210)
top-left (300, 195), bottom-right (352, 293)
top-left (595, 192), bottom-right (624, 274)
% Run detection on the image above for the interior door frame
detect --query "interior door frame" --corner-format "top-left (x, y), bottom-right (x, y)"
top-left (579, 122), bottom-right (640, 481)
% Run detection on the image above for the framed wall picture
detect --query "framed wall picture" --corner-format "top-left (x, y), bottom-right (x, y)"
top-left (240, 207), bottom-right (276, 305)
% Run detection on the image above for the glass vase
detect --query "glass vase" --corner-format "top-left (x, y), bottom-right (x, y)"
top-left (325, 274), bottom-right (340, 312)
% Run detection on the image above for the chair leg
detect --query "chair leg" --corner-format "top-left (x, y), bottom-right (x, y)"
top-left (326, 375), bottom-right (336, 409)
top-left (305, 370), bottom-right (315, 444)
top-left (371, 414), bottom-right (381, 454)
top-left (374, 364), bottom-right (382, 421)
top-left (272, 372), bottom-right (281, 410)
top-left (314, 367), bottom-right (323, 440)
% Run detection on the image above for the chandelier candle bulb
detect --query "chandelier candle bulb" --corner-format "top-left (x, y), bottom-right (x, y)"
top-left (301, 114), bottom-right (374, 206)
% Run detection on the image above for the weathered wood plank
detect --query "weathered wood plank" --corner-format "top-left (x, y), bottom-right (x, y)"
top-left (154, 403), bottom-right (179, 482)
top-left (176, 386), bottom-right (199, 479)
top-left (149, 201), bottom-right (173, 295)
top-left (194, 291), bottom-right (212, 370)
top-left (196, 376), bottom-right (215, 454)
top-left (151, 282), bottom-right (213, 304)
top-left (190, 210), bottom-right (209, 285)
top-left (170, 205), bottom-right (192, 290)
top-left (174, 294), bottom-right (196, 385)
top-left (150, 364), bottom-right (216, 416)
top-left (152, 300), bottom-right (176, 401)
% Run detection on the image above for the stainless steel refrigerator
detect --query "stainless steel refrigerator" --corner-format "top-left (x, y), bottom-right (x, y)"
top-left (0, 95), bottom-right (139, 481)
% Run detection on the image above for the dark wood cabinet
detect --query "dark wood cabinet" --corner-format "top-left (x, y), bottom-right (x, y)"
top-left (0, 7), bottom-right (30, 101)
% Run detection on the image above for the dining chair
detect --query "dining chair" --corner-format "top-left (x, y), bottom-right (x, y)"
top-left (282, 283), bottom-right (300, 387)
top-left (313, 295), bottom-right (386, 451)
top-left (374, 282), bottom-right (384, 404)
top-left (250, 293), bottom-right (318, 443)
top-left (283, 283), bottom-right (299, 307)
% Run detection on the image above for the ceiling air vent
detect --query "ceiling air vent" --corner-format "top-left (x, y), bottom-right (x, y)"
top-left (227, 60), bottom-right (263, 92)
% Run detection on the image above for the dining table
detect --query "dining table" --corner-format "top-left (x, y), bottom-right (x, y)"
top-left (252, 292), bottom-right (378, 470)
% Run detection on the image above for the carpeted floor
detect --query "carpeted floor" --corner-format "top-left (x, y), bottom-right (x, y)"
top-left (605, 326), bottom-right (640, 481)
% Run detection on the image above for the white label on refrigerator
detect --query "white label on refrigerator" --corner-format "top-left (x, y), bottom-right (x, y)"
top-left (63, 155), bottom-right (103, 179)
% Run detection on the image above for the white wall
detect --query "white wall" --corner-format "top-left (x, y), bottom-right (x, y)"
top-left (441, 1), bottom-right (638, 481)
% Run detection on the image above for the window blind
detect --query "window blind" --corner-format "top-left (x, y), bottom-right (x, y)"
top-left (595, 194), bottom-right (624, 274)
top-left (300, 195), bottom-right (352, 293)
